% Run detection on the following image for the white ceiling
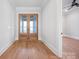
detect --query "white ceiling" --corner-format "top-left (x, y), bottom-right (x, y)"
top-left (13, 0), bottom-right (49, 7)
top-left (63, 0), bottom-right (79, 8)
top-left (9, 0), bottom-right (79, 8)
top-left (63, 0), bottom-right (73, 7)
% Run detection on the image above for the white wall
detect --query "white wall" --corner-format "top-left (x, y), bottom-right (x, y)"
top-left (41, 0), bottom-right (62, 57)
top-left (0, 0), bottom-right (16, 55)
top-left (63, 8), bottom-right (79, 40)
top-left (16, 7), bottom-right (41, 40)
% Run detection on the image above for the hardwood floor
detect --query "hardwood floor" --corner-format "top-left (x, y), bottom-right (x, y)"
top-left (0, 39), bottom-right (59, 59)
top-left (63, 37), bottom-right (79, 59)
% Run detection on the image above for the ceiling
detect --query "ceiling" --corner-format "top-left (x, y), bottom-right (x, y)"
top-left (63, 0), bottom-right (79, 8)
top-left (9, 0), bottom-right (79, 8)
top-left (13, 0), bottom-right (49, 7)
top-left (63, 0), bottom-right (73, 7)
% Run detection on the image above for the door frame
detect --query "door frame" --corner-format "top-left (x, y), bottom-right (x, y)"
top-left (18, 14), bottom-right (38, 40)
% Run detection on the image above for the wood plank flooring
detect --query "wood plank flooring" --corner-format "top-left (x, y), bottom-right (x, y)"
top-left (0, 39), bottom-right (59, 59)
top-left (63, 37), bottom-right (79, 59)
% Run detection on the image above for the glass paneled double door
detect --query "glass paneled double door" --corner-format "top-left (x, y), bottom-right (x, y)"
top-left (19, 14), bottom-right (38, 40)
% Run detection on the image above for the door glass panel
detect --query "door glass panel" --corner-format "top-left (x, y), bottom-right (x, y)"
top-left (20, 16), bottom-right (27, 33)
top-left (30, 15), bottom-right (37, 33)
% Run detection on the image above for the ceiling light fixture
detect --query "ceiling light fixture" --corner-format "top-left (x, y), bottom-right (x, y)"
top-left (64, 0), bottom-right (79, 12)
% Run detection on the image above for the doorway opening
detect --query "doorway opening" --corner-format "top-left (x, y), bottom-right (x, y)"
top-left (18, 14), bottom-right (38, 40)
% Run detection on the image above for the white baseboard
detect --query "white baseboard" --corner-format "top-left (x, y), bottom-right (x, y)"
top-left (41, 40), bottom-right (61, 58)
top-left (0, 40), bottom-right (15, 56)
top-left (63, 34), bottom-right (79, 40)
top-left (38, 36), bottom-right (42, 40)
top-left (15, 36), bottom-right (19, 40)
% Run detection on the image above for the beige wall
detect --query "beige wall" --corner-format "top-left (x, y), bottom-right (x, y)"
top-left (63, 8), bottom-right (79, 40)
top-left (40, 0), bottom-right (62, 57)
top-left (0, 0), bottom-right (16, 55)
